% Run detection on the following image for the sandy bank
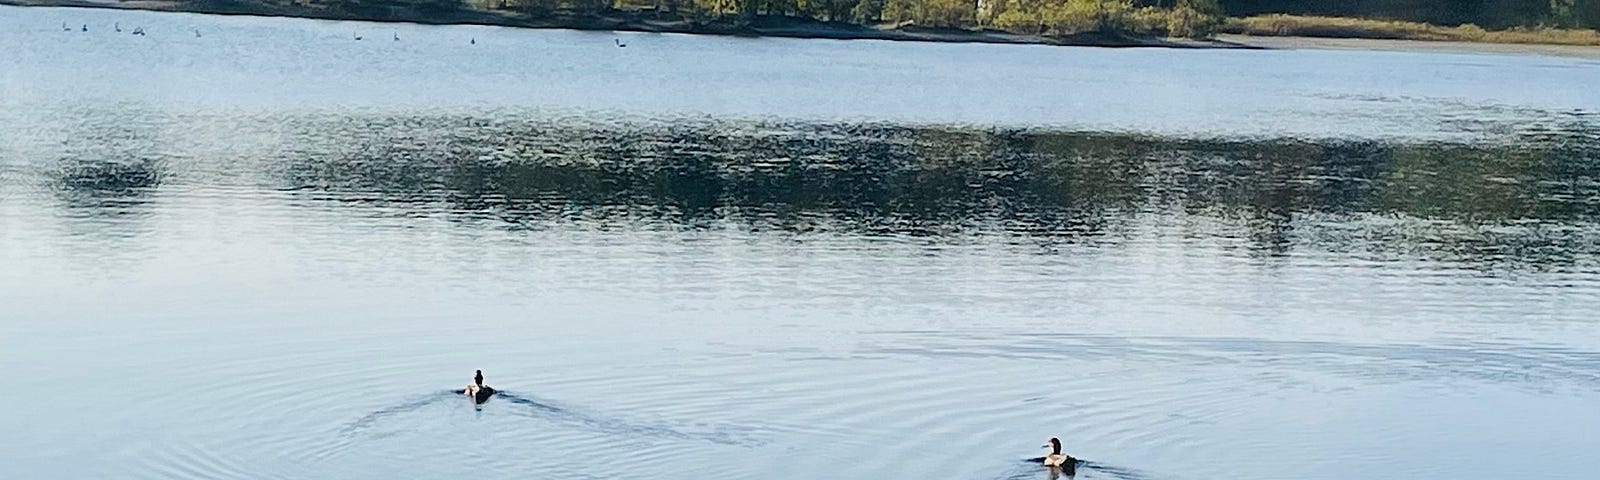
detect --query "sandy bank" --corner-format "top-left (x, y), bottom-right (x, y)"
top-left (1220, 34), bottom-right (1600, 59)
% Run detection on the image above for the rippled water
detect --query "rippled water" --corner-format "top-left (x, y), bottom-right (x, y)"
top-left (4, 5), bottom-right (1600, 480)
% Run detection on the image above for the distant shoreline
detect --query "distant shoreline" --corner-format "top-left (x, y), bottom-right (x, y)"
top-left (1221, 34), bottom-right (1600, 59)
top-left (1222, 14), bottom-right (1600, 47)
top-left (0, 0), bottom-right (1252, 50)
top-left (12, 1), bottom-right (1600, 58)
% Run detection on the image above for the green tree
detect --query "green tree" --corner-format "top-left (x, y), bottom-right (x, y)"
top-left (1039, 0), bottom-right (1132, 34)
top-left (852, 0), bottom-right (886, 21)
top-left (1549, 0), bottom-right (1584, 26)
top-left (516, 0), bottom-right (559, 14)
top-left (569, 0), bottom-right (611, 13)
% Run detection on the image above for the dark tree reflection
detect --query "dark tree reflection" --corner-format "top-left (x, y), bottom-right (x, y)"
top-left (260, 114), bottom-right (1600, 266)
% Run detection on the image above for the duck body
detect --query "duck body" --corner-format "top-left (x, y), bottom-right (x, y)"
top-left (465, 384), bottom-right (496, 403)
top-left (1037, 437), bottom-right (1079, 474)
top-left (1027, 454), bottom-right (1078, 466)
top-left (464, 370), bottom-right (494, 403)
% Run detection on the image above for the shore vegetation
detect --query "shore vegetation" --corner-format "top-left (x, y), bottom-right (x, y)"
top-left (1223, 14), bottom-right (1600, 46)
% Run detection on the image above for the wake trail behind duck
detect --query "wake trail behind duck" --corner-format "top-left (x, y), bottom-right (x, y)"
top-left (493, 391), bottom-right (762, 446)
top-left (998, 458), bottom-right (1158, 480)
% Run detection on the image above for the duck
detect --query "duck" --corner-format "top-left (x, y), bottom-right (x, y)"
top-left (463, 369), bottom-right (495, 403)
top-left (393, 31), bottom-right (399, 41)
top-left (470, 37), bottom-right (475, 45)
top-left (115, 22), bottom-right (121, 32)
top-left (354, 33), bottom-right (363, 41)
top-left (1040, 437), bottom-right (1078, 472)
top-left (614, 38), bottom-right (626, 48)
top-left (194, 28), bottom-right (202, 38)
top-left (62, 21), bottom-right (70, 32)
top-left (132, 27), bottom-right (145, 36)
top-left (81, 24), bottom-right (88, 32)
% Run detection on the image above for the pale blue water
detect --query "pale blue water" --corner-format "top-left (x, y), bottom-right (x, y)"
top-left (2, 5), bottom-right (1600, 480)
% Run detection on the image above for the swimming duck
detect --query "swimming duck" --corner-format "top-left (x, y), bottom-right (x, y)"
top-left (614, 38), bottom-right (626, 48)
top-left (1041, 437), bottom-right (1077, 470)
top-left (464, 369), bottom-right (495, 403)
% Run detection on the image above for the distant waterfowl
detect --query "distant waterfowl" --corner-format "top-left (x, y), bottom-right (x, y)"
top-left (115, 22), bottom-right (121, 32)
top-left (470, 37), bottom-right (475, 45)
top-left (614, 38), bottom-right (625, 47)
top-left (132, 27), bottom-right (145, 36)
top-left (62, 21), bottom-right (69, 31)
top-left (81, 24), bottom-right (87, 32)
top-left (194, 28), bottom-right (202, 38)
top-left (393, 31), bottom-right (399, 41)
top-left (1039, 437), bottom-right (1078, 471)
top-left (354, 33), bottom-right (363, 41)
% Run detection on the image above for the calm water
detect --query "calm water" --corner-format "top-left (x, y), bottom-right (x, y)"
top-left (4, 5), bottom-right (1600, 480)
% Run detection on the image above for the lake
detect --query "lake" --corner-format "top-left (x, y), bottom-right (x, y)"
top-left (2, 5), bottom-right (1599, 480)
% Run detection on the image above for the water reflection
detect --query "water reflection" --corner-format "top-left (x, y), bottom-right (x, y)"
top-left (46, 113), bottom-right (169, 215)
top-left (7, 109), bottom-right (1600, 273)
top-left (239, 114), bottom-right (1600, 268)
top-left (53, 157), bottom-right (164, 209)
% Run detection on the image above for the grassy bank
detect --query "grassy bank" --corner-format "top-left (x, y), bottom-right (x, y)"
top-left (1223, 14), bottom-right (1600, 46)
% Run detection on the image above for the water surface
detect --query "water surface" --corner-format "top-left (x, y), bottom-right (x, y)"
top-left (3, 6), bottom-right (1600, 480)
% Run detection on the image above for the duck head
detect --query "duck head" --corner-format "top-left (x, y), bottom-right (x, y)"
top-left (1042, 437), bottom-right (1062, 455)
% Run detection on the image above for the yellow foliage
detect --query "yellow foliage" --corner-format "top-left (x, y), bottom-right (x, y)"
top-left (1223, 14), bottom-right (1600, 45)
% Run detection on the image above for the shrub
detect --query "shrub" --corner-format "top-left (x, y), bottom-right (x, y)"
top-left (1165, 0), bottom-right (1222, 38)
top-left (1128, 6), bottom-right (1169, 36)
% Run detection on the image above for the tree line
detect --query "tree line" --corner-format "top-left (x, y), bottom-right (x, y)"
top-left (441, 0), bottom-right (1600, 37)
top-left (470, 0), bottom-right (1231, 37)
